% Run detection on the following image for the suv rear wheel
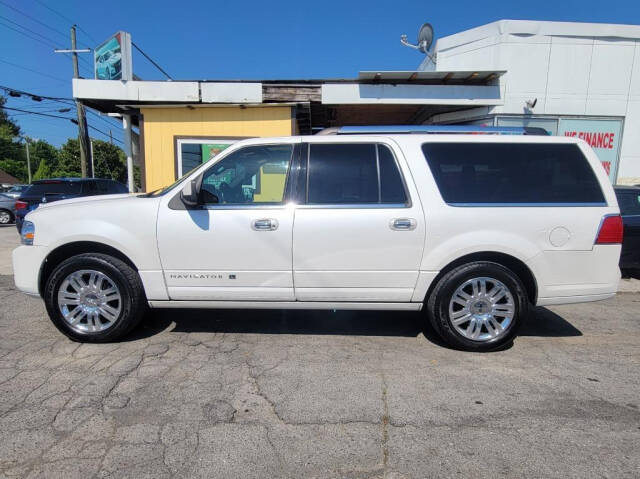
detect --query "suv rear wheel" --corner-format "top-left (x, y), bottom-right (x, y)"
top-left (426, 261), bottom-right (529, 351)
top-left (44, 253), bottom-right (147, 342)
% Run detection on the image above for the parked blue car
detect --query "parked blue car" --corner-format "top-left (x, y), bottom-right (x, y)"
top-left (16, 178), bottom-right (129, 233)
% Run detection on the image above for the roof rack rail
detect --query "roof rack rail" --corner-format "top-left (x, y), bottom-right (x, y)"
top-left (317, 125), bottom-right (549, 136)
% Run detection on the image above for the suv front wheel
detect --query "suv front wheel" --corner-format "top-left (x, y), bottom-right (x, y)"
top-left (44, 253), bottom-right (147, 342)
top-left (427, 261), bottom-right (529, 351)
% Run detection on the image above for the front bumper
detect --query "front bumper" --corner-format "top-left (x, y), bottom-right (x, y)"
top-left (12, 245), bottom-right (48, 297)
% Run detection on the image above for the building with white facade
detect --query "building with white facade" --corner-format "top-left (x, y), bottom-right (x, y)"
top-left (70, 19), bottom-right (640, 191)
top-left (421, 20), bottom-right (640, 184)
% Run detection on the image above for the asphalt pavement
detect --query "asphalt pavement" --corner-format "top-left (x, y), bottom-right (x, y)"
top-left (0, 225), bottom-right (638, 478)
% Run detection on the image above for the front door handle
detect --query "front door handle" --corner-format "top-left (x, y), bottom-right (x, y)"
top-left (252, 218), bottom-right (279, 231)
top-left (390, 218), bottom-right (417, 231)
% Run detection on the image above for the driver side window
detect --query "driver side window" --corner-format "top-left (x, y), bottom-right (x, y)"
top-left (200, 144), bottom-right (293, 205)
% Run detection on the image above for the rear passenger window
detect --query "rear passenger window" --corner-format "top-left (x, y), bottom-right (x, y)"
top-left (307, 143), bottom-right (408, 205)
top-left (422, 143), bottom-right (605, 205)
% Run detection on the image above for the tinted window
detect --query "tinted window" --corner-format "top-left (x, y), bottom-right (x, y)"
top-left (616, 190), bottom-right (640, 215)
top-left (181, 143), bottom-right (202, 174)
top-left (201, 144), bottom-right (292, 205)
top-left (378, 145), bottom-right (407, 204)
top-left (113, 182), bottom-right (128, 193)
top-left (25, 182), bottom-right (82, 196)
top-left (307, 144), bottom-right (408, 205)
top-left (308, 144), bottom-right (378, 204)
top-left (83, 181), bottom-right (99, 195)
top-left (422, 143), bottom-right (605, 205)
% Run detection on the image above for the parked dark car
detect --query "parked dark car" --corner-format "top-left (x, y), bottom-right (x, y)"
top-left (4, 184), bottom-right (29, 199)
top-left (614, 186), bottom-right (640, 273)
top-left (16, 178), bottom-right (129, 232)
top-left (0, 193), bottom-right (16, 225)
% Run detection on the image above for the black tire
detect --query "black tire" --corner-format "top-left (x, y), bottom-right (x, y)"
top-left (0, 209), bottom-right (13, 225)
top-left (44, 253), bottom-right (147, 342)
top-left (426, 261), bottom-right (529, 352)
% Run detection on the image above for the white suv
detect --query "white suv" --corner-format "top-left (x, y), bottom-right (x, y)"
top-left (12, 129), bottom-right (622, 351)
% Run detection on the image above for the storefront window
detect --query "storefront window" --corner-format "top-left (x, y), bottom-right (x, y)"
top-left (175, 138), bottom-right (239, 177)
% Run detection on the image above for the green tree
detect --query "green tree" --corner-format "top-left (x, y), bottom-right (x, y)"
top-left (0, 96), bottom-right (28, 182)
top-left (32, 155), bottom-right (54, 180)
top-left (92, 140), bottom-right (127, 182)
top-left (54, 138), bottom-right (82, 177)
top-left (28, 139), bottom-right (59, 173)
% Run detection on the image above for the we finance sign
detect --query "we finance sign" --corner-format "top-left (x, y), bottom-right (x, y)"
top-left (558, 118), bottom-right (623, 182)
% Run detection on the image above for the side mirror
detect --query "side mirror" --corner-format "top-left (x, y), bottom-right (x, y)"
top-left (180, 180), bottom-right (200, 207)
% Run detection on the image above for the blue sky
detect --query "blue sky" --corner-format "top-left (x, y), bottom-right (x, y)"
top-left (1, 0), bottom-right (638, 147)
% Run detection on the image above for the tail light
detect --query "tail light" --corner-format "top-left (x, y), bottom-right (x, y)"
top-left (595, 215), bottom-right (623, 244)
top-left (15, 201), bottom-right (27, 211)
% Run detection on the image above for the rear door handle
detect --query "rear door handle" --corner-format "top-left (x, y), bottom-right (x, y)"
top-left (390, 218), bottom-right (417, 231)
top-left (252, 218), bottom-right (279, 231)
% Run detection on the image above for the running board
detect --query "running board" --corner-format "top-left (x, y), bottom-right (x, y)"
top-left (147, 300), bottom-right (423, 311)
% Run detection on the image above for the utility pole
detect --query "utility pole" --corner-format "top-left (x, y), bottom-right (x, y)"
top-left (90, 139), bottom-right (95, 178)
top-left (24, 139), bottom-right (31, 184)
top-left (70, 26), bottom-right (92, 178)
top-left (56, 26), bottom-right (93, 178)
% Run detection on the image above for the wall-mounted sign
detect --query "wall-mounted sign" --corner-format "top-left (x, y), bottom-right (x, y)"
top-left (558, 118), bottom-right (623, 182)
top-left (94, 31), bottom-right (132, 81)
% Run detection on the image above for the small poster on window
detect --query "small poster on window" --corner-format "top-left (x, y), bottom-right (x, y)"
top-left (201, 144), bottom-right (232, 163)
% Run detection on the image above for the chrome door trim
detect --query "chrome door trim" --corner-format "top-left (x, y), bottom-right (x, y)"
top-left (295, 203), bottom-right (409, 210)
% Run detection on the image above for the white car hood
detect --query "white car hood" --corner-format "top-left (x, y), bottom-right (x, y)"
top-left (36, 193), bottom-right (136, 209)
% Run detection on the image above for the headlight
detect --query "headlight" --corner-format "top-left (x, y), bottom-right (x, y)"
top-left (21, 221), bottom-right (35, 245)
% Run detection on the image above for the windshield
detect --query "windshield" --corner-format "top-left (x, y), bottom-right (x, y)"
top-left (25, 182), bottom-right (82, 196)
top-left (9, 185), bottom-right (26, 193)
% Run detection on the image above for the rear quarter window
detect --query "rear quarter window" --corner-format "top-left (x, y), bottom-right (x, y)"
top-left (421, 143), bottom-right (606, 205)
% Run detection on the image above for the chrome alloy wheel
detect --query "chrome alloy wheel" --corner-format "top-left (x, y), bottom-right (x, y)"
top-left (57, 269), bottom-right (122, 333)
top-left (448, 277), bottom-right (515, 342)
top-left (0, 210), bottom-right (11, 224)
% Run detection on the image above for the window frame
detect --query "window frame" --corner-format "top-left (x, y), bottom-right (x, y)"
top-left (421, 141), bottom-right (608, 208)
top-left (199, 143), bottom-right (295, 209)
top-left (174, 136), bottom-right (249, 179)
top-left (297, 142), bottom-right (412, 209)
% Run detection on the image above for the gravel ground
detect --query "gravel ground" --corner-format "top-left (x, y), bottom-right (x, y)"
top-left (0, 226), bottom-right (639, 478)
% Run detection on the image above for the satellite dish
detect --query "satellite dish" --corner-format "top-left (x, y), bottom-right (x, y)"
top-left (417, 23), bottom-right (434, 53)
top-left (400, 23), bottom-right (435, 55)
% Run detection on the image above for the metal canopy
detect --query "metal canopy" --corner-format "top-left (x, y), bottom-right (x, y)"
top-left (357, 70), bottom-right (504, 84)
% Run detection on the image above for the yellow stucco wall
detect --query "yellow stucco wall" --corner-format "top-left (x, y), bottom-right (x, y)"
top-left (140, 105), bottom-right (293, 192)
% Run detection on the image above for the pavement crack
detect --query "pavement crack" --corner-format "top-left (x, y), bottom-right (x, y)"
top-left (380, 370), bottom-right (390, 476)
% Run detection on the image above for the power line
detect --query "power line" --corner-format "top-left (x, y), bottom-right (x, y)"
top-left (3, 106), bottom-right (124, 145)
top-left (0, 58), bottom-right (67, 83)
top-left (132, 41), bottom-right (173, 80)
top-left (0, 84), bottom-right (74, 102)
top-left (3, 105), bottom-right (74, 120)
top-left (33, 0), bottom-right (98, 45)
top-left (86, 109), bottom-right (125, 131)
top-left (0, 20), bottom-right (93, 77)
top-left (87, 124), bottom-right (123, 144)
top-left (0, 0), bottom-right (82, 45)
top-left (0, 14), bottom-right (65, 48)
top-left (0, 19), bottom-right (59, 49)
top-left (10, 108), bottom-right (72, 116)
top-left (1, 85), bottom-right (124, 137)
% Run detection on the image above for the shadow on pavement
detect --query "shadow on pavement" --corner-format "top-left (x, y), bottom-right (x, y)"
top-left (128, 305), bottom-right (582, 343)
top-left (520, 307), bottom-right (582, 337)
